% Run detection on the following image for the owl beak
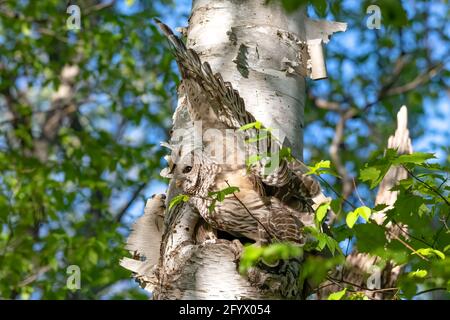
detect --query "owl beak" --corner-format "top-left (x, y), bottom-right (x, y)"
top-left (175, 179), bottom-right (183, 188)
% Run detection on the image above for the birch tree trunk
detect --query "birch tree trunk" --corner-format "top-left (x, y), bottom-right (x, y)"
top-left (121, 0), bottom-right (346, 299)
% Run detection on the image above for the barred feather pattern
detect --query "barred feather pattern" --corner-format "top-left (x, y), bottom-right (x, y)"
top-left (173, 152), bottom-right (314, 245)
top-left (156, 19), bottom-right (320, 197)
top-left (157, 20), bottom-right (322, 244)
top-left (155, 18), bottom-right (254, 129)
top-left (261, 197), bottom-right (313, 244)
top-left (191, 188), bottom-right (312, 244)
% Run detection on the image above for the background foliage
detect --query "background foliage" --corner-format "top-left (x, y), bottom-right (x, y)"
top-left (0, 0), bottom-right (448, 299)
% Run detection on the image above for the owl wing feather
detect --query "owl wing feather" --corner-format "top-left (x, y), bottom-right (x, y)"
top-left (155, 19), bottom-right (255, 129)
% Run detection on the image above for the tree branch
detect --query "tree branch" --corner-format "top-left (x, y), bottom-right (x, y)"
top-left (115, 183), bottom-right (147, 223)
top-left (385, 63), bottom-right (443, 97)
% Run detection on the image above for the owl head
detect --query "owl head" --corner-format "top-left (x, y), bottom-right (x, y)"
top-left (172, 149), bottom-right (218, 196)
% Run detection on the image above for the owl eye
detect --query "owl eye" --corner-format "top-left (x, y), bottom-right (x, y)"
top-left (182, 166), bottom-right (193, 173)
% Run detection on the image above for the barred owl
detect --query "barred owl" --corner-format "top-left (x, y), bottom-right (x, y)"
top-left (155, 19), bottom-right (321, 202)
top-left (172, 150), bottom-right (314, 244)
top-left (157, 20), bottom-right (323, 244)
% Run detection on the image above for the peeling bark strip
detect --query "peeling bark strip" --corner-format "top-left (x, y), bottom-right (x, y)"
top-left (121, 0), bottom-right (345, 299)
top-left (305, 18), bottom-right (347, 80)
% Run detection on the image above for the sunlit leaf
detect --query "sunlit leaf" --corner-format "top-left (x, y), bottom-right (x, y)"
top-left (346, 211), bottom-right (359, 228)
top-left (169, 194), bottom-right (190, 210)
top-left (327, 288), bottom-right (347, 300)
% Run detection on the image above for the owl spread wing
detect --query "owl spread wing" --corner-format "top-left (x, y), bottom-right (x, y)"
top-left (156, 20), bottom-right (322, 225)
top-left (155, 19), bottom-right (255, 129)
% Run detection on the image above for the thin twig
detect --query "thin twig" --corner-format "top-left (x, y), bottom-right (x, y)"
top-left (115, 183), bottom-right (147, 222)
top-left (329, 110), bottom-right (356, 201)
top-left (403, 166), bottom-right (450, 207)
top-left (327, 276), bottom-right (399, 293)
top-left (403, 166), bottom-right (450, 247)
top-left (85, 0), bottom-right (116, 15)
top-left (19, 265), bottom-right (51, 287)
top-left (391, 219), bottom-right (434, 248)
top-left (224, 180), bottom-right (276, 241)
top-left (352, 177), bottom-right (366, 207)
top-left (389, 231), bottom-right (429, 261)
top-left (414, 287), bottom-right (446, 297)
top-left (385, 63), bottom-right (443, 96)
top-left (317, 175), bottom-right (356, 210)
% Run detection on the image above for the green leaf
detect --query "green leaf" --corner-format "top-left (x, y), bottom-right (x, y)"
top-left (315, 202), bottom-right (330, 225)
top-left (316, 234), bottom-right (327, 250)
top-left (325, 236), bottom-right (338, 256)
top-left (374, 0), bottom-right (408, 27)
top-left (355, 206), bottom-right (371, 221)
top-left (330, 199), bottom-right (342, 216)
top-left (88, 249), bottom-right (98, 265)
top-left (333, 224), bottom-right (355, 242)
top-left (246, 133), bottom-right (269, 143)
top-left (246, 154), bottom-right (261, 167)
top-left (359, 166), bottom-right (383, 189)
top-left (261, 243), bottom-right (303, 265)
top-left (412, 248), bottom-right (446, 260)
top-left (239, 121), bottom-right (262, 131)
top-left (353, 223), bottom-right (387, 254)
top-left (392, 152), bottom-right (436, 165)
top-left (308, 160), bottom-right (330, 172)
top-left (239, 243), bottom-right (302, 274)
top-left (169, 194), bottom-right (190, 210)
top-left (279, 147), bottom-right (293, 161)
top-left (373, 203), bottom-right (388, 212)
top-left (216, 192), bottom-right (225, 202)
top-left (327, 288), bottom-right (347, 300)
top-left (209, 186), bottom-right (240, 203)
top-left (303, 227), bottom-right (340, 255)
top-left (280, 0), bottom-right (308, 12)
top-left (239, 245), bottom-right (263, 273)
top-left (346, 211), bottom-right (359, 228)
top-left (408, 269), bottom-right (428, 279)
top-left (208, 199), bottom-right (217, 213)
top-left (307, 160), bottom-right (339, 177)
top-left (300, 256), bottom-right (345, 287)
top-left (432, 249), bottom-right (445, 260)
top-left (220, 186), bottom-right (240, 195)
top-left (393, 193), bottom-right (427, 219)
top-left (49, 257), bottom-right (59, 271)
